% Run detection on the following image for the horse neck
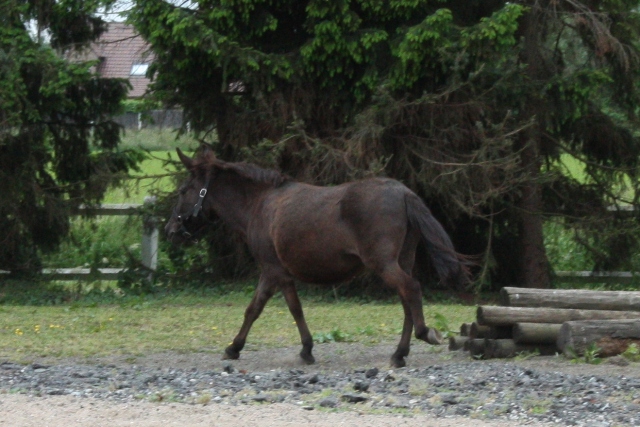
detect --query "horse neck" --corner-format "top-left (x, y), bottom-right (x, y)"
top-left (208, 177), bottom-right (270, 237)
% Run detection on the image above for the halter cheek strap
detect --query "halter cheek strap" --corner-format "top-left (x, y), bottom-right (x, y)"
top-left (191, 177), bottom-right (210, 218)
top-left (175, 174), bottom-right (211, 239)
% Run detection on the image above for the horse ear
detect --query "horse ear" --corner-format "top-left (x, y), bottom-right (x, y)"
top-left (176, 148), bottom-right (194, 170)
top-left (200, 143), bottom-right (216, 163)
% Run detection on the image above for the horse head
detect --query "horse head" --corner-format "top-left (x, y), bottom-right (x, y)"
top-left (165, 146), bottom-right (217, 244)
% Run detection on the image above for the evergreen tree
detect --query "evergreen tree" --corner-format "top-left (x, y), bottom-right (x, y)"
top-left (130, 0), bottom-right (640, 289)
top-left (0, 1), bottom-right (142, 272)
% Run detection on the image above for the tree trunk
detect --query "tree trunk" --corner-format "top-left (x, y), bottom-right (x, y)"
top-left (516, 9), bottom-right (551, 289)
top-left (517, 132), bottom-right (550, 288)
top-left (477, 305), bottom-right (640, 326)
top-left (501, 287), bottom-right (640, 311)
top-left (557, 319), bottom-right (640, 357)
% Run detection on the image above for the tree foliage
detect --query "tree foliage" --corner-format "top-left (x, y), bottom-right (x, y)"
top-left (130, 0), bottom-right (640, 289)
top-left (0, 0), bottom-right (143, 272)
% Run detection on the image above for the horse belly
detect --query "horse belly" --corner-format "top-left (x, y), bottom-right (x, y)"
top-left (275, 230), bottom-right (364, 284)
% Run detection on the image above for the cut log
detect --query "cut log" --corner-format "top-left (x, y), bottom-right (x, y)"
top-left (469, 322), bottom-right (491, 339)
top-left (484, 339), bottom-right (557, 359)
top-left (460, 323), bottom-right (472, 337)
top-left (488, 326), bottom-right (512, 339)
top-left (468, 339), bottom-right (487, 359)
top-left (513, 323), bottom-right (562, 345)
top-left (557, 319), bottom-right (640, 357)
top-left (469, 322), bottom-right (511, 339)
top-left (477, 306), bottom-right (640, 326)
top-left (448, 336), bottom-right (469, 351)
top-left (501, 287), bottom-right (640, 311)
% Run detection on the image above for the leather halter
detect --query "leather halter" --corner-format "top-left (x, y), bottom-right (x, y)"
top-left (174, 175), bottom-right (210, 239)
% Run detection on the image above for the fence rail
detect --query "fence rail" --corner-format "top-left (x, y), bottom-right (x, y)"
top-left (1, 198), bottom-right (158, 281)
top-left (555, 271), bottom-right (640, 284)
top-left (2, 201), bottom-right (638, 284)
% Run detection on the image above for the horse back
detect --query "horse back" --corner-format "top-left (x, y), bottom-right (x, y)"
top-left (261, 178), bottom-right (411, 283)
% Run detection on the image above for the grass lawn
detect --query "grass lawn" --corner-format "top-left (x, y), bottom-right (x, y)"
top-left (555, 153), bottom-right (635, 203)
top-left (104, 151), bottom-right (189, 204)
top-left (104, 128), bottom-right (199, 204)
top-left (0, 291), bottom-right (475, 360)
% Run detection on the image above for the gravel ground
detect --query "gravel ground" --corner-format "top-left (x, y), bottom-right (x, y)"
top-left (2, 342), bottom-right (640, 427)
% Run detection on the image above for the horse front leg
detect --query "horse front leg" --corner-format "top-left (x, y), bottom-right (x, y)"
top-left (223, 274), bottom-right (276, 360)
top-left (281, 282), bottom-right (315, 364)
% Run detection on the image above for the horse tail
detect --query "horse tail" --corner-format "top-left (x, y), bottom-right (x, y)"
top-left (405, 192), bottom-right (470, 289)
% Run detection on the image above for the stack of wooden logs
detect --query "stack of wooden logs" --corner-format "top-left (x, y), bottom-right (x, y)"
top-left (449, 287), bottom-right (640, 359)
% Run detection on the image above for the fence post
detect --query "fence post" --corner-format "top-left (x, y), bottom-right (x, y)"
top-left (141, 196), bottom-right (158, 271)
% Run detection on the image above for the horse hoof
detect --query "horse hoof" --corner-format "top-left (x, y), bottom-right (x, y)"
top-left (390, 357), bottom-right (406, 368)
top-left (223, 347), bottom-right (240, 360)
top-left (300, 352), bottom-right (315, 365)
top-left (427, 328), bottom-right (443, 345)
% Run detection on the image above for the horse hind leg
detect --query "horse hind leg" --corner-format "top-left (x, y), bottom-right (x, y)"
top-left (390, 237), bottom-right (419, 367)
top-left (281, 281), bottom-right (315, 364)
top-left (390, 299), bottom-right (413, 368)
top-left (379, 263), bottom-right (443, 367)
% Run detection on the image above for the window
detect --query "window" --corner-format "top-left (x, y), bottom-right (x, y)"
top-left (130, 63), bottom-right (149, 76)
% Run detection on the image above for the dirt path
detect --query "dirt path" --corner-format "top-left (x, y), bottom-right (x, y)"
top-left (3, 342), bottom-right (639, 427)
top-left (0, 393), bottom-right (549, 427)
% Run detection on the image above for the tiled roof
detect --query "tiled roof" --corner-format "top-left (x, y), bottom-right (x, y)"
top-left (91, 23), bottom-right (153, 98)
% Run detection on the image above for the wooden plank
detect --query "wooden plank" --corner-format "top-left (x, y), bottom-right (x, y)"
top-left (477, 305), bottom-right (640, 326)
top-left (141, 196), bottom-right (158, 271)
top-left (72, 204), bottom-right (143, 216)
top-left (607, 205), bottom-right (635, 213)
top-left (554, 271), bottom-right (640, 284)
top-left (41, 268), bottom-right (125, 281)
top-left (501, 287), bottom-right (640, 311)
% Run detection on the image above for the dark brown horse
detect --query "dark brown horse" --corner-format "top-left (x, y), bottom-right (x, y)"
top-left (165, 146), bottom-right (469, 367)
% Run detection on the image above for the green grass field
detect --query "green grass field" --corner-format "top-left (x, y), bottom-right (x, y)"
top-left (105, 127), bottom-right (201, 204)
top-left (103, 154), bottom-right (179, 204)
top-left (0, 291), bottom-right (475, 360)
top-left (554, 154), bottom-right (635, 204)
top-left (4, 129), bottom-right (636, 362)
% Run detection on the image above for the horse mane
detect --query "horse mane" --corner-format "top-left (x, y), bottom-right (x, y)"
top-left (225, 162), bottom-right (289, 187)
top-left (199, 158), bottom-right (289, 188)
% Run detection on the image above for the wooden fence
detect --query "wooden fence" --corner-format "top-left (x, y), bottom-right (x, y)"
top-left (0, 197), bottom-right (158, 281)
top-left (555, 270), bottom-right (640, 284)
top-left (2, 200), bottom-right (638, 284)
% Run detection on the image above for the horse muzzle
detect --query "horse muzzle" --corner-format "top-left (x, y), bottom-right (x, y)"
top-left (165, 220), bottom-right (187, 243)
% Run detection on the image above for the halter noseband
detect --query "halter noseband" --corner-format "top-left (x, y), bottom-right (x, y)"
top-left (175, 175), bottom-right (211, 239)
